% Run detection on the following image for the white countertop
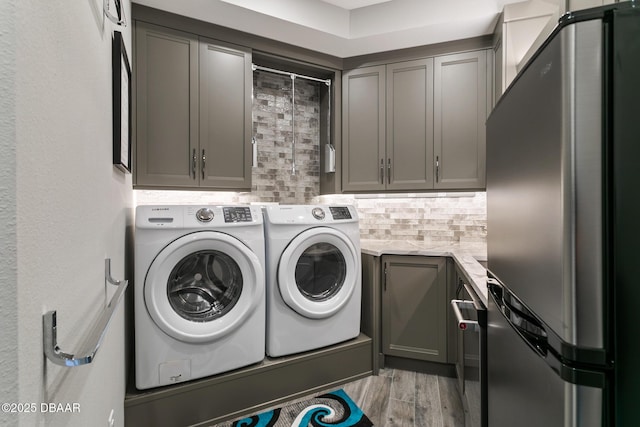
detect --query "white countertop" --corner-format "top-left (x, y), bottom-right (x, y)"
top-left (361, 239), bottom-right (489, 305)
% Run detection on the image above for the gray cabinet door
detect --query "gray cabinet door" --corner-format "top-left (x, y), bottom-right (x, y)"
top-left (386, 59), bottom-right (435, 190)
top-left (135, 22), bottom-right (199, 188)
top-left (434, 50), bottom-right (487, 190)
top-left (382, 256), bottom-right (447, 363)
top-left (199, 38), bottom-right (252, 190)
top-left (342, 66), bottom-right (386, 192)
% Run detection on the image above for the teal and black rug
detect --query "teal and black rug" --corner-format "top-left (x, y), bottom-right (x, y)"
top-left (219, 389), bottom-right (372, 427)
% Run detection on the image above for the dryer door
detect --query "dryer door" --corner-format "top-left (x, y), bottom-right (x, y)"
top-left (278, 227), bottom-right (359, 319)
top-left (145, 231), bottom-right (264, 343)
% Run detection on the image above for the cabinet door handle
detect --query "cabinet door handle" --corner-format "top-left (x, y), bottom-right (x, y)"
top-left (202, 149), bottom-right (206, 180)
top-left (387, 158), bottom-right (391, 185)
top-left (383, 263), bottom-right (388, 291)
top-left (380, 159), bottom-right (385, 184)
top-left (436, 156), bottom-right (440, 183)
top-left (192, 149), bottom-right (197, 179)
top-left (451, 299), bottom-right (479, 331)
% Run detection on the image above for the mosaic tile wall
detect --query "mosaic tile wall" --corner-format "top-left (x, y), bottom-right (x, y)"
top-left (135, 70), bottom-right (487, 244)
top-left (251, 70), bottom-right (320, 203)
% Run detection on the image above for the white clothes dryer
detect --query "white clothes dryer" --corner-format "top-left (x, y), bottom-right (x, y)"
top-left (134, 205), bottom-right (265, 390)
top-left (263, 205), bottom-right (361, 357)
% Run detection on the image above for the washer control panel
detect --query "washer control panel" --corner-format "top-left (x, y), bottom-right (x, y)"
top-left (223, 207), bottom-right (253, 223)
top-left (195, 208), bottom-right (215, 223)
top-left (329, 206), bottom-right (352, 220)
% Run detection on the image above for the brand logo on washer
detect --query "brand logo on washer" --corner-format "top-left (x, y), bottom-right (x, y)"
top-left (151, 207), bottom-right (170, 211)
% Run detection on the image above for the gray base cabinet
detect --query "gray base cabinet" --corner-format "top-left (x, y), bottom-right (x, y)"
top-left (382, 255), bottom-right (447, 363)
top-left (361, 252), bottom-right (383, 373)
top-left (134, 22), bottom-right (252, 190)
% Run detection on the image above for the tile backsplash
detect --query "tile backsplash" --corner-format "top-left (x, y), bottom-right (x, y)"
top-left (136, 190), bottom-right (487, 245)
top-left (319, 193), bottom-right (486, 244)
top-left (135, 69), bottom-right (486, 245)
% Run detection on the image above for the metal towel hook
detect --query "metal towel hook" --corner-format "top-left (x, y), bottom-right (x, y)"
top-left (42, 258), bottom-right (128, 367)
top-left (105, 258), bottom-right (122, 286)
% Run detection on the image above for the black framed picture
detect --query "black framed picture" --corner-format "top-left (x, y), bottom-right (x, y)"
top-left (112, 30), bottom-right (131, 173)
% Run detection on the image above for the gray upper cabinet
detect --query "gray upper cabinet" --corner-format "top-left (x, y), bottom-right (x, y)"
top-left (382, 255), bottom-right (447, 363)
top-left (386, 59), bottom-right (435, 190)
top-left (342, 60), bottom-right (435, 192)
top-left (434, 50), bottom-right (487, 190)
top-left (135, 22), bottom-right (198, 188)
top-left (342, 50), bottom-right (488, 193)
top-left (134, 22), bottom-right (252, 190)
top-left (342, 65), bottom-right (386, 192)
top-left (199, 38), bottom-right (252, 189)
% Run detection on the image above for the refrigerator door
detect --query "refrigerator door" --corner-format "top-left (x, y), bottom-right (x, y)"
top-left (486, 17), bottom-right (604, 352)
top-left (487, 283), bottom-right (604, 427)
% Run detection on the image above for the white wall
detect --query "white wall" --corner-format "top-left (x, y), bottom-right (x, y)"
top-left (1, 1), bottom-right (19, 424)
top-left (2, 0), bottom-right (133, 426)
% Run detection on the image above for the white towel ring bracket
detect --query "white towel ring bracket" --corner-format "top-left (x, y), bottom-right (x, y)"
top-left (42, 258), bottom-right (128, 367)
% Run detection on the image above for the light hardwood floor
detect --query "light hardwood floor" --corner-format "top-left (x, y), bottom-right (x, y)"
top-left (343, 369), bottom-right (465, 427)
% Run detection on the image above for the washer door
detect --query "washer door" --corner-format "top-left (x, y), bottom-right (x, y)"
top-left (145, 231), bottom-right (263, 343)
top-left (278, 227), bottom-right (358, 319)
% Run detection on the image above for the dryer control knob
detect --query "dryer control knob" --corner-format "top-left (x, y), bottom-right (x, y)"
top-left (196, 208), bottom-right (214, 223)
top-left (312, 207), bottom-right (325, 220)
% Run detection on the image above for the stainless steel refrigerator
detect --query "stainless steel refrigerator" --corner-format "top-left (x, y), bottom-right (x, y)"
top-left (486, 3), bottom-right (640, 426)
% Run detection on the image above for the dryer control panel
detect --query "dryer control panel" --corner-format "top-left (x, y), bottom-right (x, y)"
top-left (329, 206), bottom-right (352, 220)
top-left (264, 205), bottom-right (357, 225)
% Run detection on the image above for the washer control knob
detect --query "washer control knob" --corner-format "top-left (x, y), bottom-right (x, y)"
top-left (196, 208), bottom-right (214, 223)
top-left (312, 207), bottom-right (325, 220)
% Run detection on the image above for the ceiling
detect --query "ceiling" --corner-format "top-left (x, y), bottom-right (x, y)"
top-left (318, 0), bottom-right (393, 10)
top-left (132, 0), bottom-right (531, 57)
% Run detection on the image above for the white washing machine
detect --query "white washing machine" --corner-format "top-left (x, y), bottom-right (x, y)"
top-left (134, 205), bottom-right (265, 389)
top-left (263, 205), bottom-right (361, 357)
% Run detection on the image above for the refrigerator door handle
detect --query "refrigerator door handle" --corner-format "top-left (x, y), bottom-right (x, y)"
top-left (488, 282), bottom-right (549, 357)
